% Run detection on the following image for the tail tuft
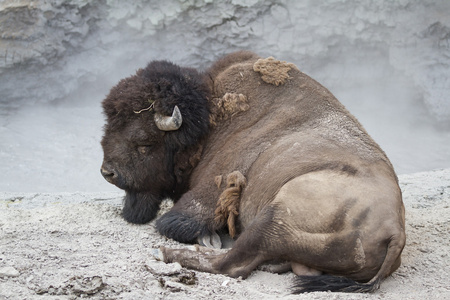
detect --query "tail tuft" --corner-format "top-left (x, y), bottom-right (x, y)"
top-left (292, 275), bottom-right (380, 294)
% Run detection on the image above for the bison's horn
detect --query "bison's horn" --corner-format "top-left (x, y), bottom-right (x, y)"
top-left (154, 105), bottom-right (183, 131)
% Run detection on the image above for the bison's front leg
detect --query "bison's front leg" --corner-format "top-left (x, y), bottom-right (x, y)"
top-left (156, 190), bottom-right (221, 246)
top-left (155, 208), bottom-right (211, 244)
top-left (156, 171), bottom-right (246, 248)
top-left (197, 232), bottom-right (222, 249)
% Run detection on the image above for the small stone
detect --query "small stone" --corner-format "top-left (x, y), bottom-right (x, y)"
top-left (163, 280), bottom-right (186, 292)
top-left (70, 276), bottom-right (104, 295)
top-left (146, 261), bottom-right (183, 276)
top-left (0, 266), bottom-right (20, 277)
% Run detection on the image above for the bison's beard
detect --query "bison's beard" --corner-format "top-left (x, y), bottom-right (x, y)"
top-left (122, 191), bottom-right (163, 224)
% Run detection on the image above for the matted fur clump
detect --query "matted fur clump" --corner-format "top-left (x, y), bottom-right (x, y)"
top-left (210, 92), bottom-right (250, 125)
top-left (214, 171), bottom-right (247, 238)
top-left (253, 56), bottom-right (296, 86)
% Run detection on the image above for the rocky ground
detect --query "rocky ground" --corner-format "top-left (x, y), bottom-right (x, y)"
top-left (0, 169), bottom-right (449, 299)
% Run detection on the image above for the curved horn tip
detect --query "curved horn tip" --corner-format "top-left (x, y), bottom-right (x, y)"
top-left (154, 105), bottom-right (183, 131)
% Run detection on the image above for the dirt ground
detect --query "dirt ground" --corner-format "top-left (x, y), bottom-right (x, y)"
top-left (1, 169), bottom-right (449, 299)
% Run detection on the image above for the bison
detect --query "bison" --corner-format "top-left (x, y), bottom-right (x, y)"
top-left (100, 51), bottom-right (406, 293)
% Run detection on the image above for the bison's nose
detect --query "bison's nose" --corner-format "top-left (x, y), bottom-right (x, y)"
top-left (101, 166), bottom-right (117, 183)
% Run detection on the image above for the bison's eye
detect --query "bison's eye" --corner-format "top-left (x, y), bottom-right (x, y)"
top-left (137, 145), bottom-right (152, 155)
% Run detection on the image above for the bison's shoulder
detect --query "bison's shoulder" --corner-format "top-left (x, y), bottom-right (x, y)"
top-left (207, 51), bottom-right (259, 81)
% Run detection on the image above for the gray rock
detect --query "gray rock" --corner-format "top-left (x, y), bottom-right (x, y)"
top-left (0, 0), bottom-right (449, 121)
top-left (0, 266), bottom-right (20, 277)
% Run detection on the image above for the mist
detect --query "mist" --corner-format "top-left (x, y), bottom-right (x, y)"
top-left (1, 0), bottom-right (449, 193)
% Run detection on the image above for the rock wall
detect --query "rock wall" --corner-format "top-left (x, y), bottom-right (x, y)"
top-left (1, 0), bottom-right (449, 122)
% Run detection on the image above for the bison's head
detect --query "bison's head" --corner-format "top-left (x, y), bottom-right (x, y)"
top-left (100, 61), bottom-right (210, 224)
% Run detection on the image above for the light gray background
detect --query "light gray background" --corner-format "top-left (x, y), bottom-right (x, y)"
top-left (1, 0), bottom-right (449, 192)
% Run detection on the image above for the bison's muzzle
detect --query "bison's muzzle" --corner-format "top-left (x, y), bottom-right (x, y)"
top-left (100, 166), bottom-right (114, 181)
top-left (100, 164), bottom-right (124, 188)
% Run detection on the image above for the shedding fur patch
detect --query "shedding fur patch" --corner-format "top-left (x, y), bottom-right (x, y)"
top-left (253, 56), bottom-right (295, 86)
top-left (214, 171), bottom-right (246, 238)
top-left (214, 175), bottom-right (223, 189)
top-left (210, 93), bottom-right (249, 126)
top-left (354, 238), bottom-right (366, 268)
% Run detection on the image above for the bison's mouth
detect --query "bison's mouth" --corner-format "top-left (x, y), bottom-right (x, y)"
top-left (100, 164), bottom-right (127, 190)
top-left (122, 190), bottom-right (163, 224)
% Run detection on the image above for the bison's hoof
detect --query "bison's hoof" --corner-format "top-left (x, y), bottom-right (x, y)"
top-left (197, 231), bottom-right (222, 249)
top-left (151, 248), bottom-right (165, 261)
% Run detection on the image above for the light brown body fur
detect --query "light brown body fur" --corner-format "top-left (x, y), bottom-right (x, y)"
top-left (157, 52), bottom-right (405, 292)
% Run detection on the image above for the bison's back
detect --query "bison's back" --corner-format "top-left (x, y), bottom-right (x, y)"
top-left (204, 52), bottom-right (396, 221)
top-left (205, 52), bottom-right (392, 172)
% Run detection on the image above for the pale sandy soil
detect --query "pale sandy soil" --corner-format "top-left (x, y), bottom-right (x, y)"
top-left (0, 169), bottom-right (449, 299)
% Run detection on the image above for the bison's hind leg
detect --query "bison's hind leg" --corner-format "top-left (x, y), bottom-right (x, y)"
top-left (154, 244), bottom-right (267, 279)
top-left (154, 207), bottom-right (276, 278)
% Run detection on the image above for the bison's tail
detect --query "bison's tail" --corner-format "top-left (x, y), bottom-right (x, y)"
top-left (292, 275), bottom-right (380, 293)
top-left (292, 233), bottom-right (405, 293)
